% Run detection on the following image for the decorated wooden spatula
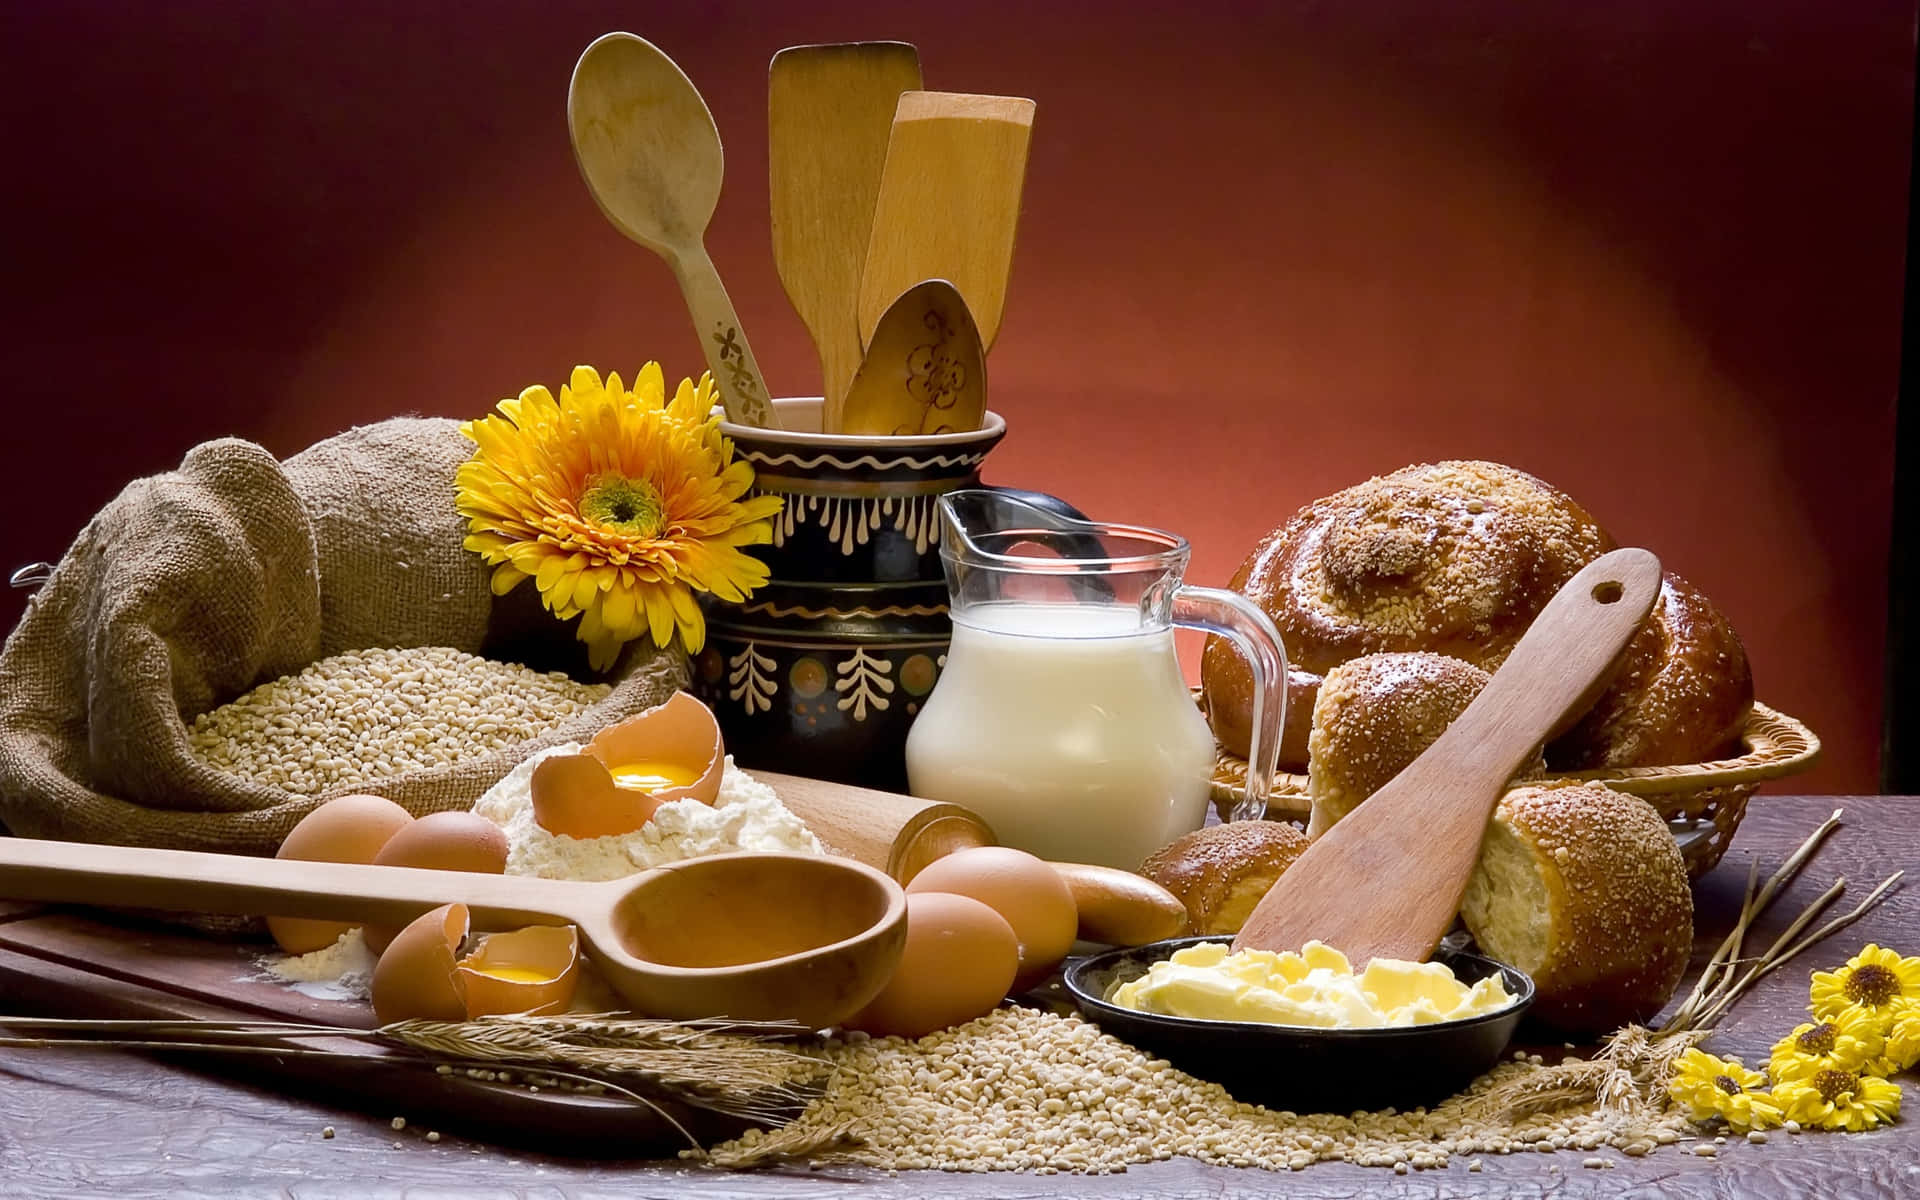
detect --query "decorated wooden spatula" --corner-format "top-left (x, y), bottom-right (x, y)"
top-left (1232, 547), bottom-right (1663, 965)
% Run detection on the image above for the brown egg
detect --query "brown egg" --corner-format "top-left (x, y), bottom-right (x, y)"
top-left (852, 892), bottom-right (1018, 1038)
top-left (268, 793), bottom-right (413, 954)
top-left (907, 847), bottom-right (1079, 989)
top-left (371, 903), bottom-right (469, 1024)
top-left (455, 925), bottom-right (581, 1018)
top-left (531, 692), bottom-right (724, 838)
top-left (362, 811), bottom-right (511, 954)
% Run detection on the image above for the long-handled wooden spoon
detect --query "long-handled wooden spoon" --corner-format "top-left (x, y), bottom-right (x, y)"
top-left (568, 32), bottom-right (779, 428)
top-left (0, 841), bottom-right (904, 1029)
top-left (857, 92), bottom-right (1035, 357)
top-left (769, 42), bottom-right (923, 431)
top-left (839, 279), bottom-right (986, 436)
top-left (1232, 548), bottom-right (1663, 965)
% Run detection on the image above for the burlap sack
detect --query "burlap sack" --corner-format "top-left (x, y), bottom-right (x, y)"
top-left (0, 417), bottom-right (685, 855)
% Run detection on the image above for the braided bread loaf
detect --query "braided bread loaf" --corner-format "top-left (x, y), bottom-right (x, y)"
top-left (1202, 460), bottom-right (1752, 775)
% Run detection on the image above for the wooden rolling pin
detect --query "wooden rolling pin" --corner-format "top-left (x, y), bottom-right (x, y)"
top-left (762, 771), bottom-right (1186, 945)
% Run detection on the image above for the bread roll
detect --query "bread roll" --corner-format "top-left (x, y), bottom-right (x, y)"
top-left (1141, 821), bottom-right (1310, 936)
top-left (1461, 782), bottom-right (1692, 1034)
top-left (1203, 461), bottom-right (1615, 769)
top-left (1547, 572), bottom-right (1754, 769)
top-left (1305, 651), bottom-right (1545, 839)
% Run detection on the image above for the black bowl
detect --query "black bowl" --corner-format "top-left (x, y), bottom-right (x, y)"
top-left (1063, 936), bottom-right (1534, 1113)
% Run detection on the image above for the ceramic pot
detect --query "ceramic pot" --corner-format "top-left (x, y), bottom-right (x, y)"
top-left (692, 398), bottom-right (1065, 791)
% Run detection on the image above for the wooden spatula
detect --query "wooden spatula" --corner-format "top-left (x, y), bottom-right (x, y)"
top-left (840, 279), bottom-right (987, 435)
top-left (1232, 548), bottom-right (1663, 965)
top-left (857, 91), bottom-right (1034, 356)
top-left (769, 42), bottom-right (923, 431)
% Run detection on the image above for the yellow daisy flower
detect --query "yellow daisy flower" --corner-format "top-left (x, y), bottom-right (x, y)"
top-left (455, 365), bottom-right (783, 669)
top-left (1768, 1015), bottom-right (1884, 1082)
top-left (1772, 1065), bottom-right (1902, 1131)
top-left (1810, 944), bottom-right (1920, 1033)
top-left (1879, 1005), bottom-right (1918, 1075)
top-left (1667, 1048), bottom-right (1783, 1130)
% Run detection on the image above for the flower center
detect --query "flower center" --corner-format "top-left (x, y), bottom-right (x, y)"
top-left (1796, 1023), bottom-right (1839, 1055)
top-left (1813, 1068), bottom-right (1856, 1103)
top-left (1844, 964), bottom-right (1900, 1007)
top-left (580, 475), bottom-right (666, 538)
top-left (1713, 1074), bottom-right (1743, 1096)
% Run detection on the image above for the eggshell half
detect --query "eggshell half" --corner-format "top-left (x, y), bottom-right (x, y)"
top-left (907, 847), bottom-right (1079, 989)
top-left (850, 892), bottom-right (1019, 1039)
top-left (363, 811), bottom-right (511, 954)
top-left (371, 903), bottom-right (470, 1024)
top-left (531, 692), bottom-right (724, 838)
top-left (268, 793), bottom-right (413, 954)
top-left (455, 925), bottom-right (582, 1018)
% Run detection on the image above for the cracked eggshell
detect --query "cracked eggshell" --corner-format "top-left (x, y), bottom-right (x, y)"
top-left (530, 691), bottom-right (724, 838)
top-left (268, 793), bottom-right (414, 954)
top-left (372, 903), bottom-right (470, 1024)
top-left (455, 925), bottom-right (582, 1019)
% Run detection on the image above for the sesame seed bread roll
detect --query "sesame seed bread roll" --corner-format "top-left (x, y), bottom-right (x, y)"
top-left (1202, 461), bottom-right (1615, 771)
top-left (1141, 821), bottom-right (1310, 936)
top-left (1462, 782), bottom-right (1693, 1035)
top-left (1305, 651), bottom-right (1545, 839)
top-left (1547, 572), bottom-right (1754, 770)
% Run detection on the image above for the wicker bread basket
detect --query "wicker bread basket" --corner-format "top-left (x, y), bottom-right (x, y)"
top-left (1206, 700), bottom-right (1821, 880)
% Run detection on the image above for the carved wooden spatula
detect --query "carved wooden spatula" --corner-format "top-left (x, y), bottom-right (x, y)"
top-left (1232, 548), bottom-right (1663, 965)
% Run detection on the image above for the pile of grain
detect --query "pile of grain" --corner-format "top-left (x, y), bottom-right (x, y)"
top-left (186, 647), bottom-right (611, 795)
top-left (704, 1007), bottom-right (1692, 1175)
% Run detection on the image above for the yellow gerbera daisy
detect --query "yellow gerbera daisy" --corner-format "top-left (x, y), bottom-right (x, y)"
top-left (455, 365), bottom-right (782, 669)
top-left (1811, 945), bottom-right (1920, 1034)
top-left (1667, 1048), bottom-right (1783, 1130)
top-left (1768, 1015), bottom-right (1884, 1082)
top-left (1880, 1006), bottom-right (1919, 1075)
top-left (1772, 1065), bottom-right (1902, 1131)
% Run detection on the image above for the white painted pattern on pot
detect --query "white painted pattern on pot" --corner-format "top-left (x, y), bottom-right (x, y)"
top-left (835, 648), bottom-right (895, 720)
top-left (727, 643), bottom-right (777, 714)
top-left (739, 448), bottom-right (990, 472)
top-left (767, 492), bottom-right (942, 555)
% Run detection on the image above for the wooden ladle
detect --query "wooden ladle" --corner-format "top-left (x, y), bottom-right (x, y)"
top-left (839, 279), bottom-right (987, 436)
top-left (1233, 548), bottom-right (1663, 966)
top-left (0, 842), bottom-right (906, 1029)
top-left (568, 32), bottom-right (779, 429)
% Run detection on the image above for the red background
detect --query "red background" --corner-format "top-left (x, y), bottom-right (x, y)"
top-left (2, 2), bottom-right (1910, 794)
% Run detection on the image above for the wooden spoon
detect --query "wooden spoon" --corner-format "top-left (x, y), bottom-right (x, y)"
top-left (1232, 548), bottom-right (1663, 966)
top-left (0, 841), bottom-right (904, 1029)
top-left (857, 92), bottom-right (1035, 356)
top-left (840, 279), bottom-right (987, 436)
top-left (568, 32), bottom-right (779, 428)
top-left (768, 42), bottom-right (923, 431)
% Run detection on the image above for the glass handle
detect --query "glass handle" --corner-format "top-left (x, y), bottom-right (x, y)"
top-left (1172, 586), bottom-right (1288, 823)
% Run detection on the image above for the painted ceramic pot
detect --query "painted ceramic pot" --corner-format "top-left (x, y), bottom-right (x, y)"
top-left (692, 398), bottom-right (1058, 791)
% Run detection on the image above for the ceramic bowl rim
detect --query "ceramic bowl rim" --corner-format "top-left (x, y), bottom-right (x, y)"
top-left (716, 397), bottom-right (1007, 449)
top-left (1063, 935), bottom-right (1537, 1039)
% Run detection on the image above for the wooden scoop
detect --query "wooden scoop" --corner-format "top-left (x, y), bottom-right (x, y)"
top-left (768, 42), bottom-right (923, 430)
top-left (0, 841), bottom-right (904, 1029)
top-left (840, 279), bottom-right (987, 436)
top-left (857, 92), bottom-right (1035, 356)
top-left (568, 32), bottom-right (779, 428)
top-left (1232, 548), bottom-right (1663, 965)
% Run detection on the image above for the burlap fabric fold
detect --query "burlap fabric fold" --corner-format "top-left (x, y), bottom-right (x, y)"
top-left (0, 417), bottom-right (685, 855)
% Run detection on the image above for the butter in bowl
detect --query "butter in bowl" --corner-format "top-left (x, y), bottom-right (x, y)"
top-left (1064, 936), bottom-right (1534, 1113)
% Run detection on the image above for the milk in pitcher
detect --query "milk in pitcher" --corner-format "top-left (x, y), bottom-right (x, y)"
top-left (904, 602), bottom-right (1215, 869)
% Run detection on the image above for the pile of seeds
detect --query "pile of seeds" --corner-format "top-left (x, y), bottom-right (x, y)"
top-left (700, 1007), bottom-right (1694, 1175)
top-left (186, 646), bottom-right (611, 795)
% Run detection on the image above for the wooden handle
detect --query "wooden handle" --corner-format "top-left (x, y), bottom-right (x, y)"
top-left (763, 771), bottom-right (995, 883)
top-left (0, 837), bottom-right (599, 932)
top-left (675, 244), bottom-right (779, 429)
top-left (1233, 548), bottom-right (1663, 964)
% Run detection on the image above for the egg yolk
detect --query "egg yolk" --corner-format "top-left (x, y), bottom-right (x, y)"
top-left (464, 964), bottom-right (554, 984)
top-left (606, 761), bottom-right (700, 792)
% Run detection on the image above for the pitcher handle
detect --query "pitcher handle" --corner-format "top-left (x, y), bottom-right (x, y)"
top-left (1172, 587), bottom-right (1286, 823)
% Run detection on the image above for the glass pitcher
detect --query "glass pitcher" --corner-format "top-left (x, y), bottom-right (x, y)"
top-left (904, 490), bottom-right (1287, 870)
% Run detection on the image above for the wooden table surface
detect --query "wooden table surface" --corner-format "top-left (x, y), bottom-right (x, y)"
top-left (2, 794), bottom-right (1916, 1199)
